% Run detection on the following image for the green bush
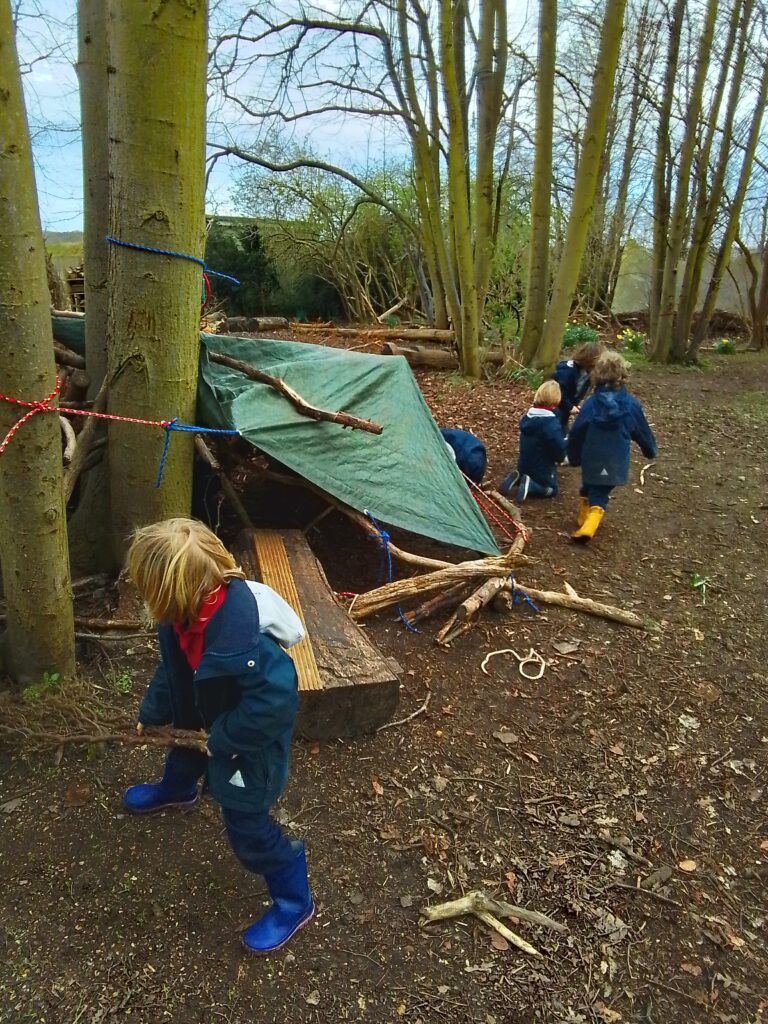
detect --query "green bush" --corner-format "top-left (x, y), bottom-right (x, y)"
top-left (713, 337), bottom-right (737, 355)
top-left (617, 327), bottom-right (647, 354)
top-left (562, 323), bottom-right (598, 349)
top-left (501, 363), bottom-right (544, 391)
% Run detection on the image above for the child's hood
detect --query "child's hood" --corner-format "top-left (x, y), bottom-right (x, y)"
top-left (520, 407), bottom-right (556, 435)
top-left (246, 581), bottom-right (305, 649)
top-left (592, 386), bottom-right (630, 426)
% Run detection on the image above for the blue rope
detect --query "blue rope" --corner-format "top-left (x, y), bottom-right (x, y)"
top-left (363, 509), bottom-right (419, 634)
top-left (155, 418), bottom-right (241, 489)
top-left (509, 574), bottom-right (539, 614)
top-left (106, 236), bottom-right (241, 285)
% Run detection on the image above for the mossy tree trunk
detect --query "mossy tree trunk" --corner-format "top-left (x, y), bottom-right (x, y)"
top-left (670, 0), bottom-right (750, 362)
top-left (688, 53), bottom-right (768, 360)
top-left (106, 0), bottom-right (207, 563)
top-left (69, 0), bottom-right (113, 574)
top-left (0, 0), bottom-right (75, 683)
top-left (650, 0), bottom-right (718, 364)
top-left (519, 0), bottom-right (556, 366)
top-left (532, 0), bottom-right (627, 372)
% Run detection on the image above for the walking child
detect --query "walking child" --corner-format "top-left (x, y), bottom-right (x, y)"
top-left (567, 351), bottom-right (657, 542)
top-left (122, 518), bottom-right (314, 954)
top-left (499, 380), bottom-right (566, 501)
top-left (552, 343), bottom-right (602, 435)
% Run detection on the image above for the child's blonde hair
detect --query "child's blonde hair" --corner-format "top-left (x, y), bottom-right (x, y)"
top-left (533, 380), bottom-right (561, 406)
top-left (571, 343), bottom-right (602, 370)
top-left (593, 350), bottom-right (630, 387)
top-left (127, 518), bottom-right (245, 624)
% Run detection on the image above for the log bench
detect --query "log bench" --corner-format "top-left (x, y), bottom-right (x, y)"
top-left (235, 529), bottom-right (401, 739)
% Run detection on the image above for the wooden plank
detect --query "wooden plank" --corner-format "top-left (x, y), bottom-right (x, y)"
top-left (250, 530), bottom-right (323, 692)
top-left (236, 529), bottom-right (400, 739)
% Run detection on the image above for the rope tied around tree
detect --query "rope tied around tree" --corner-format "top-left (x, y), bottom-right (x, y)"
top-left (105, 236), bottom-right (241, 285)
top-left (0, 375), bottom-right (240, 487)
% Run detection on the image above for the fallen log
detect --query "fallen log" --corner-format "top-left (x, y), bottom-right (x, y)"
top-left (381, 342), bottom-right (505, 370)
top-left (291, 323), bottom-right (456, 344)
top-left (207, 350), bottom-right (383, 435)
top-left (350, 549), bottom-right (527, 621)
top-left (54, 342), bottom-right (86, 370)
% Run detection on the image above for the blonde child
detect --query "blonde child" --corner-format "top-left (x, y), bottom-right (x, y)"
top-left (499, 380), bottom-right (566, 501)
top-left (123, 519), bottom-right (313, 954)
top-left (567, 351), bottom-right (657, 541)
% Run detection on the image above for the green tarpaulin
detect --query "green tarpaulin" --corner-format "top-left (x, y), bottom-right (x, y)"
top-left (51, 317), bottom-right (499, 555)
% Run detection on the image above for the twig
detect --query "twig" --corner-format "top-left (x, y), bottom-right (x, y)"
top-left (645, 979), bottom-right (706, 1007)
top-left (377, 692), bottom-right (432, 732)
top-left (59, 416), bottom-right (77, 464)
top-left (608, 882), bottom-right (683, 909)
top-left (194, 436), bottom-right (254, 531)
top-left (74, 617), bottom-right (147, 631)
top-left (472, 907), bottom-right (541, 957)
top-left (207, 350), bottom-right (383, 435)
top-left (590, 832), bottom-right (653, 867)
top-left (4, 726), bottom-right (209, 754)
top-left (63, 378), bottom-right (108, 503)
top-left (639, 462), bottom-right (655, 486)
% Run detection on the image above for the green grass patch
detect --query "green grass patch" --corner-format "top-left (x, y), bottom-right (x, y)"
top-left (731, 389), bottom-right (768, 423)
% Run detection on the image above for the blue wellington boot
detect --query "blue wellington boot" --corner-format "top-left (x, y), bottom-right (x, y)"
top-left (123, 762), bottom-right (198, 814)
top-left (499, 471), bottom-right (519, 497)
top-left (243, 842), bottom-right (315, 955)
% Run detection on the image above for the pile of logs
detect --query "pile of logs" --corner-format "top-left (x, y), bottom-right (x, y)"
top-left (347, 490), bottom-right (649, 642)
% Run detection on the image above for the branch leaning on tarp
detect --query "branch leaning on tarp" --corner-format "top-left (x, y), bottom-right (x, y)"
top-left (206, 350), bottom-right (383, 435)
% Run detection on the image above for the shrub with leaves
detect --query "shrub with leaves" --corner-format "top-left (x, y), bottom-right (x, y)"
top-left (562, 323), bottom-right (598, 349)
top-left (617, 327), bottom-right (647, 354)
top-left (502, 363), bottom-right (544, 391)
top-left (713, 337), bottom-right (737, 355)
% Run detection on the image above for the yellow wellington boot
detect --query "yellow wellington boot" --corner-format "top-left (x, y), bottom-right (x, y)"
top-left (572, 505), bottom-right (604, 542)
top-left (576, 497), bottom-right (590, 528)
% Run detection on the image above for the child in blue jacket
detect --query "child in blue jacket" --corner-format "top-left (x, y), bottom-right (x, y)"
top-left (567, 351), bottom-right (657, 541)
top-left (500, 380), bottom-right (566, 501)
top-left (123, 518), bottom-right (313, 954)
top-left (551, 343), bottom-right (601, 435)
top-left (440, 427), bottom-right (487, 484)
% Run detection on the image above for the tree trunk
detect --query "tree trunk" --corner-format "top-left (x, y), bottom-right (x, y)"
top-left (0, 0), bottom-right (75, 682)
top-left (651, 0), bottom-right (718, 363)
top-left (649, 0), bottom-right (686, 340)
top-left (106, 0), bottom-right (207, 562)
top-left (69, 0), bottom-right (114, 575)
top-left (688, 54), bottom-right (768, 360)
top-left (519, 0), bottom-right (556, 365)
top-left (671, 0), bottom-right (750, 361)
top-left (441, 0), bottom-right (480, 377)
top-left (533, 0), bottom-right (628, 371)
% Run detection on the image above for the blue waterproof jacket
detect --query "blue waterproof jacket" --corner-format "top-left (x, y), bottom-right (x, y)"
top-left (138, 579), bottom-right (299, 813)
top-left (552, 359), bottom-right (591, 429)
top-left (440, 428), bottom-right (487, 484)
top-left (567, 385), bottom-right (657, 487)
top-left (517, 409), bottom-right (566, 487)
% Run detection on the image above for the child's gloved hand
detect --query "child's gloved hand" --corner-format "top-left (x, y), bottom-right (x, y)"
top-left (572, 405), bottom-right (581, 416)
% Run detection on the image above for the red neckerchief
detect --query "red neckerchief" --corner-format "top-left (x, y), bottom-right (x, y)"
top-left (173, 585), bottom-right (228, 670)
